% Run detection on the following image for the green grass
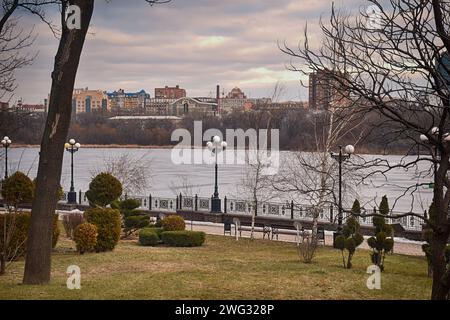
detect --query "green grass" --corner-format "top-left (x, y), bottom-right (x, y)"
top-left (0, 235), bottom-right (431, 300)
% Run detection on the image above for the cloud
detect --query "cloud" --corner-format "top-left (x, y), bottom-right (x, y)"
top-left (12, 0), bottom-right (365, 104)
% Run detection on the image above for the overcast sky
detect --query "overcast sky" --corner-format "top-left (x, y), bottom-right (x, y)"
top-left (14, 0), bottom-right (366, 104)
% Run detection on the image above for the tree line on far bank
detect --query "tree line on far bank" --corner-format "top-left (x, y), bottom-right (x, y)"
top-left (0, 108), bottom-right (416, 154)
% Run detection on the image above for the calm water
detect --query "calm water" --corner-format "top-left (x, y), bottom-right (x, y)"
top-left (4, 148), bottom-right (434, 213)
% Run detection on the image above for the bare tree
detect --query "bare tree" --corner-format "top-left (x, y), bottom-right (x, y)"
top-left (0, 0), bottom-right (60, 100)
top-left (92, 153), bottom-right (152, 195)
top-left (281, 0), bottom-right (450, 300)
top-left (239, 149), bottom-right (278, 240)
top-left (169, 175), bottom-right (199, 197)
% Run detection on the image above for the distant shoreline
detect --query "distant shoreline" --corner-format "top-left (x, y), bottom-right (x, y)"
top-left (9, 144), bottom-right (412, 156)
top-left (12, 144), bottom-right (176, 149)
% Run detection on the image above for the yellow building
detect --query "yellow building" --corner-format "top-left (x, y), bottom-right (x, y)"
top-left (72, 88), bottom-right (109, 114)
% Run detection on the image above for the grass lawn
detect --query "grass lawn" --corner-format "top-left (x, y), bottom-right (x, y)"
top-left (0, 234), bottom-right (431, 300)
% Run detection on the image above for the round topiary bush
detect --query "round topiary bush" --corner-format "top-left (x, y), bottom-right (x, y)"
top-left (139, 229), bottom-right (160, 246)
top-left (84, 208), bottom-right (121, 252)
top-left (1, 172), bottom-right (34, 208)
top-left (162, 215), bottom-right (186, 231)
top-left (86, 173), bottom-right (123, 207)
top-left (161, 231), bottom-right (206, 247)
top-left (74, 223), bottom-right (98, 254)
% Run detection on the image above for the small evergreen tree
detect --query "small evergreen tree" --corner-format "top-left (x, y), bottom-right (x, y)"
top-left (112, 199), bottom-right (150, 238)
top-left (86, 173), bottom-right (123, 207)
top-left (351, 199), bottom-right (361, 216)
top-left (367, 195), bottom-right (394, 272)
top-left (335, 202), bottom-right (364, 269)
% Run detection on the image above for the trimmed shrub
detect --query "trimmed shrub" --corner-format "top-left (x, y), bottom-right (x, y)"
top-left (367, 195), bottom-right (394, 272)
top-left (147, 226), bottom-right (164, 238)
top-left (154, 220), bottom-right (163, 228)
top-left (1, 172), bottom-right (34, 208)
top-left (74, 223), bottom-right (98, 254)
top-left (86, 173), bottom-right (122, 207)
top-left (112, 199), bottom-right (141, 218)
top-left (112, 199), bottom-right (149, 237)
top-left (335, 214), bottom-right (364, 269)
top-left (85, 208), bottom-right (121, 252)
top-left (162, 215), bottom-right (186, 232)
top-left (125, 215), bottom-right (150, 230)
top-left (139, 229), bottom-right (160, 246)
top-left (161, 231), bottom-right (206, 247)
top-left (62, 212), bottom-right (84, 239)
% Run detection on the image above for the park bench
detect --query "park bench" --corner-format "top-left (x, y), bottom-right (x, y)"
top-left (271, 223), bottom-right (326, 246)
top-left (228, 218), bottom-right (271, 239)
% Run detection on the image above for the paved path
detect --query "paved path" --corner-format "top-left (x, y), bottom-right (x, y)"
top-left (185, 221), bottom-right (425, 257)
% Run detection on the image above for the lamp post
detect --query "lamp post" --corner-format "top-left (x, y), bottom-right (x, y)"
top-left (1, 136), bottom-right (12, 180)
top-left (207, 136), bottom-right (227, 213)
top-left (65, 139), bottom-right (81, 204)
top-left (331, 144), bottom-right (355, 247)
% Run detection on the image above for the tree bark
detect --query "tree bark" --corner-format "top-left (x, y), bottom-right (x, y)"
top-left (431, 148), bottom-right (450, 300)
top-left (23, 0), bottom-right (94, 285)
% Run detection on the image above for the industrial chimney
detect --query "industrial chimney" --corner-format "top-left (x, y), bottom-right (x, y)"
top-left (216, 85), bottom-right (220, 114)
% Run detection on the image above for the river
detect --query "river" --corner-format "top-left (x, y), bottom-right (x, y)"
top-left (4, 147), bottom-right (434, 214)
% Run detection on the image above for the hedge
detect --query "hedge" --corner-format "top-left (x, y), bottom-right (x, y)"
top-left (147, 226), bottom-right (164, 238)
top-left (85, 208), bottom-right (121, 252)
top-left (139, 229), bottom-right (160, 246)
top-left (161, 231), bottom-right (206, 247)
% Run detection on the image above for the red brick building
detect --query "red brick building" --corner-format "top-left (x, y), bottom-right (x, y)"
top-left (155, 85), bottom-right (186, 99)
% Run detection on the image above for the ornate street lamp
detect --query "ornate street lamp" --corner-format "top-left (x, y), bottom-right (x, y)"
top-left (207, 136), bottom-right (227, 213)
top-left (1, 136), bottom-right (12, 179)
top-left (331, 144), bottom-right (355, 247)
top-left (65, 139), bottom-right (81, 204)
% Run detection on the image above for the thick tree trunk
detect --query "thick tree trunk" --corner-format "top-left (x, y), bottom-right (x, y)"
top-left (430, 149), bottom-right (450, 300)
top-left (0, 255), bottom-right (5, 275)
top-left (23, 0), bottom-right (94, 285)
top-left (431, 234), bottom-right (449, 299)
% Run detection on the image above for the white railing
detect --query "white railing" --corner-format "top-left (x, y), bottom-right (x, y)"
top-left (59, 191), bottom-right (425, 231)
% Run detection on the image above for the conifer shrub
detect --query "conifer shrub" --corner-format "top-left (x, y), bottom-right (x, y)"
top-left (74, 223), bottom-right (98, 254)
top-left (162, 215), bottom-right (185, 232)
top-left (84, 208), bottom-right (121, 252)
top-left (139, 228), bottom-right (160, 246)
top-left (367, 196), bottom-right (394, 271)
top-left (335, 211), bottom-right (364, 269)
top-left (86, 173), bottom-right (122, 207)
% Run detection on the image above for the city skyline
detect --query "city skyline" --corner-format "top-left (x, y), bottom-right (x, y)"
top-left (13, 0), bottom-right (363, 104)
